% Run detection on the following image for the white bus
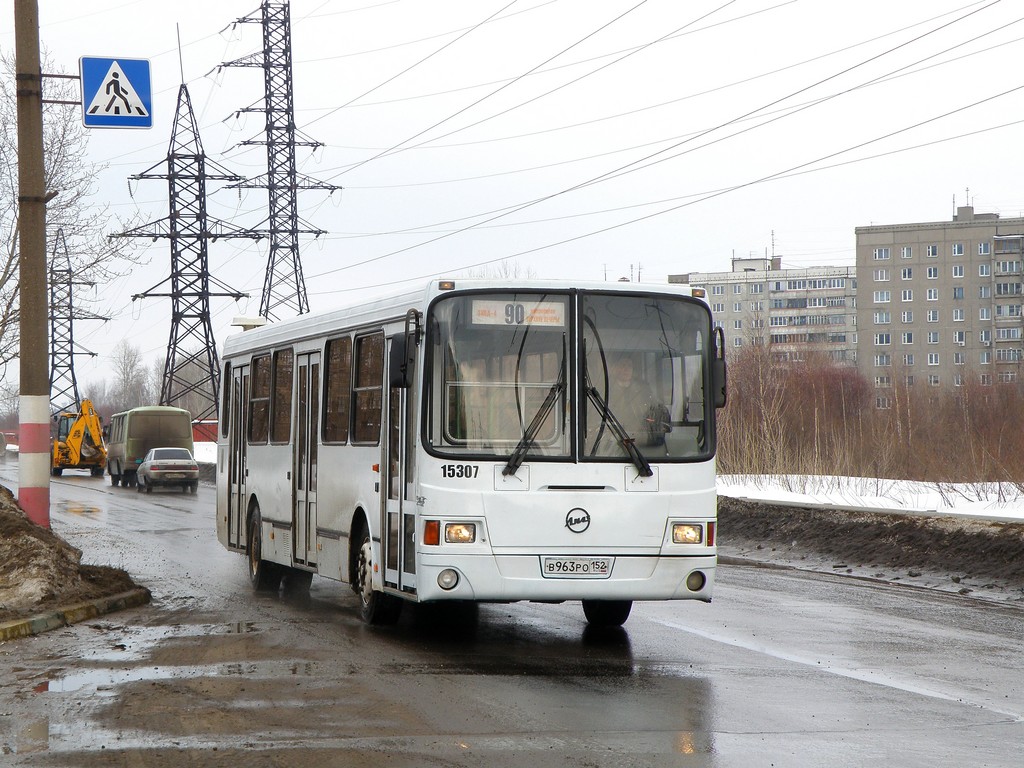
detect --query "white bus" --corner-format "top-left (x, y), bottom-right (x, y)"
top-left (216, 279), bottom-right (726, 627)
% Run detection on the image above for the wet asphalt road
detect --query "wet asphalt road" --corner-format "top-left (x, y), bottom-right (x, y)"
top-left (1, 467), bottom-right (1022, 767)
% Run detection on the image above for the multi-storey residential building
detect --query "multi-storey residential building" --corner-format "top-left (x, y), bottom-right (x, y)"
top-left (855, 206), bottom-right (1024, 407)
top-left (669, 257), bottom-right (858, 363)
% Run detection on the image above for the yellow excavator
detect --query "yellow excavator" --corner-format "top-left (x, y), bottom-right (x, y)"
top-left (51, 399), bottom-right (107, 477)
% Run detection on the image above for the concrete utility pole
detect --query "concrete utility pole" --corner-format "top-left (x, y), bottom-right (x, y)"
top-left (14, 0), bottom-right (51, 527)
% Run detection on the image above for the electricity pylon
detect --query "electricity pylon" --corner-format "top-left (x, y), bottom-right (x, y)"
top-left (48, 229), bottom-right (107, 416)
top-left (113, 83), bottom-right (261, 421)
top-left (220, 0), bottom-right (340, 321)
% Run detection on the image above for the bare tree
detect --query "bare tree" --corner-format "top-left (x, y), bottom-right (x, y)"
top-left (109, 341), bottom-right (154, 411)
top-left (0, 50), bottom-right (144, 378)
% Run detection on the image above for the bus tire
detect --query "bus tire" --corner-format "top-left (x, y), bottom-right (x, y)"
top-left (355, 526), bottom-right (402, 625)
top-left (248, 507), bottom-right (282, 592)
top-left (582, 599), bottom-right (632, 627)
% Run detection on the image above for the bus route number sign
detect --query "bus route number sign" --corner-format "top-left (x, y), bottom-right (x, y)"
top-left (471, 300), bottom-right (565, 327)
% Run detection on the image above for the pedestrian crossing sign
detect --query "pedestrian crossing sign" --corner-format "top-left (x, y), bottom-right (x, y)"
top-left (80, 57), bottom-right (152, 129)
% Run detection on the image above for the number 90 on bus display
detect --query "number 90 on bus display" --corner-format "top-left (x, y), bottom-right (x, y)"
top-left (471, 299), bottom-right (565, 327)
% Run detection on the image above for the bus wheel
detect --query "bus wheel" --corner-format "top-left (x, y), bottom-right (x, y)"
top-left (355, 528), bottom-right (402, 625)
top-left (582, 599), bottom-right (632, 627)
top-left (248, 507), bottom-right (281, 592)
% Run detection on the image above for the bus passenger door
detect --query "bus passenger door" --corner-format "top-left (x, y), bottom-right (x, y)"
top-left (293, 353), bottom-right (320, 567)
top-left (227, 365), bottom-right (249, 550)
top-left (383, 338), bottom-right (416, 594)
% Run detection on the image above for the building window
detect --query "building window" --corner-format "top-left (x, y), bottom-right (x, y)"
top-left (901, 246), bottom-right (913, 259)
top-left (953, 352), bottom-right (965, 365)
top-left (954, 373), bottom-right (963, 387)
top-left (733, 284), bottom-right (744, 294)
top-left (873, 290), bottom-right (891, 303)
top-left (712, 303), bottom-right (725, 313)
top-left (980, 351), bottom-right (991, 365)
top-left (901, 332), bottom-right (913, 345)
top-left (874, 353), bottom-right (891, 366)
top-left (979, 264), bottom-right (991, 277)
top-left (980, 373), bottom-right (992, 385)
top-left (873, 268), bottom-right (889, 282)
top-left (928, 331), bottom-right (939, 344)
top-left (712, 286), bottom-right (725, 295)
top-left (953, 330), bottom-right (966, 345)
top-left (979, 242), bottom-right (991, 256)
top-left (733, 337), bottom-right (743, 347)
top-left (952, 265), bottom-right (964, 278)
top-left (901, 289), bottom-right (913, 302)
top-left (903, 353), bottom-right (914, 366)
top-left (980, 307), bottom-right (991, 320)
top-left (926, 288), bottom-right (938, 301)
top-left (901, 310), bottom-right (913, 323)
top-left (927, 309), bottom-right (939, 322)
top-left (875, 375), bottom-right (891, 388)
top-left (998, 371), bottom-right (1017, 384)
top-left (873, 311), bottom-right (891, 324)
top-left (876, 396), bottom-right (892, 409)
top-left (926, 266), bottom-right (939, 279)
top-left (928, 375), bottom-right (941, 386)
top-left (873, 247), bottom-right (891, 260)
top-left (733, 302), bottom-right (742, 312)
top-left (926, 245), bottom-right (938, 257)
top-left (733, 319), bottom-right (742, 330)
top-left (901, 267), bottom-right (913, 280)
top-left (952, 243), bottom-right (964, 256)
top-left (874, 333), bottom-right (891, 346)
top-left (980, 329), bottom-right (991, 344)
top-left (953, 308), bottom-right (964, 321)
top-left (751, 283), bottom-right (764, 294)
top-left (952, 286), bottom-right (964, 300)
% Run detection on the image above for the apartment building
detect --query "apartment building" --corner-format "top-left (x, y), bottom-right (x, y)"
top-left (669, 257), bottom-right (858, 363)
top-left (856, 206), bottom-right (1024, 407)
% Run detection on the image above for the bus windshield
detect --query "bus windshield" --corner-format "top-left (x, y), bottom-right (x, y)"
top-left (425, 290), bottom-right (711, 462)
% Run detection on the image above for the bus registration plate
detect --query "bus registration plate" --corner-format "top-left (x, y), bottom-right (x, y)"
top-left (542, 557), bottom-right (612, 578)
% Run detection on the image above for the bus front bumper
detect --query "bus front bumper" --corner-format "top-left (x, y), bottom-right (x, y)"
top-left (415, 552), bottom-right (715, 603)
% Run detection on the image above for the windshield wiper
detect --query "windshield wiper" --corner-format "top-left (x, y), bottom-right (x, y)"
top-left (585, 384), bottom-right (653, 478)
top-left (503, 373), bottom-right (564, 478)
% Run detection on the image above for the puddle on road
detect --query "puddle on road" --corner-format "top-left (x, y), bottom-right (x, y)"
top-left (56, 501), bottom-right (101, 516)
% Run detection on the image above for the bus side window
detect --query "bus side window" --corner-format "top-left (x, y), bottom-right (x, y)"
top-left (323, 336), bottom-right (352, 443)
top-left (271, 349), bottom-right (293, 443)
top-left (353, 333), bottom-right (384, 444)
top-left (249, 355), bottom-right (271, 444)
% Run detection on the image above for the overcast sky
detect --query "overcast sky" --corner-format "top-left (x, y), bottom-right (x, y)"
top-left (4, 0), bottom-right (1024, 390)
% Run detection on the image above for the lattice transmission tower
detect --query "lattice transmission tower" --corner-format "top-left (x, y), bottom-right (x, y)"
top-left (113, 83), bottom-right (261, 421)
top-left (220, 0), bottom-right (340, 321)
top-left (48, 229), bottom-right (106, 416)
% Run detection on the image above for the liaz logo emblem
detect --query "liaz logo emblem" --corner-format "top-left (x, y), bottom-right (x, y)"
top-left (565, 508), bottom-right (590, 533)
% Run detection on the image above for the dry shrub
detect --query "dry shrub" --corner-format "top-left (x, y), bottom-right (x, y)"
top-left (717, 349), bottom-right (1024, 483)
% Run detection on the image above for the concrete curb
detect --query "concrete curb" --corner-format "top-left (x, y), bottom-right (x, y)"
top-left (0, 587), bottom-right (151, 642)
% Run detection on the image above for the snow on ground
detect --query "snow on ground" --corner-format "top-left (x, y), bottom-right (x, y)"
top-left (719, 475), bottom-right (1024, 523)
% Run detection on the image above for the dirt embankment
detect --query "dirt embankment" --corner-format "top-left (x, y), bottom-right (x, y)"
top-left (0, 486), bottom-right (141, 623)
top-left (718, 496), bottom-right (1024, 601)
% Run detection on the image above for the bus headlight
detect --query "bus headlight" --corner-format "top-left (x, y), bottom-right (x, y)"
top-left (672, 523), bottom-right (703, 545)
top-left (445, 523), bottom-right (476, 544)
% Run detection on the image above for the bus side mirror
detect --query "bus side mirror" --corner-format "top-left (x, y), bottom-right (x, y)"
top-left (389, 335), bottom-right (409, 389)
top-left (712, 326), bottom-right (727, 408)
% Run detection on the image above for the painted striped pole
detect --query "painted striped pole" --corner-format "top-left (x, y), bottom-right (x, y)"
top-left (15, 0), bottom-right (51, 528)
